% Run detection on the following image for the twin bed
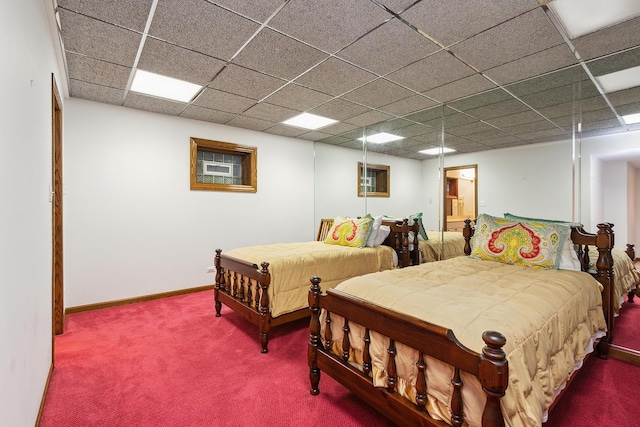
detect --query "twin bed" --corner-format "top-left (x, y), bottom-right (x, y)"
top-left (214, 217), bottom-right (418, 353)
top-left (308, 217), bottom-right (617, 427)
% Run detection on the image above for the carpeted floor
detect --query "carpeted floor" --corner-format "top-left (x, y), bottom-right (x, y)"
top-left (41, 290), bottom-right (640, 426)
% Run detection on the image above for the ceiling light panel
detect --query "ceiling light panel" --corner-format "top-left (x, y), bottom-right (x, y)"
top-left (358, 132), bottom-right (405, 144)
top-left (420, 147), bottom-right (456, 155)
top-left (549, 0), bottom-right (640, 39)
top-left (282, 113), bottom-right (338, 130)
top-left (130, 69), bottom-right (202, 102)
top-left (595, 65), bottom-right (640, 93)
top-left (622, 112), bottom-right (640, 124)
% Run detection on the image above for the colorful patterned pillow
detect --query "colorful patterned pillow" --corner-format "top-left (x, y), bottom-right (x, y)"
top-left (408, 212), bottom-right (428, 240)
top-left (470, 214), bottom-right (568, 269)
top-left (325, 215), bottom-right (374, 248)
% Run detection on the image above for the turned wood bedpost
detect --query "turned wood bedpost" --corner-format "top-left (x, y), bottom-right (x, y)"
top-left (214, 249), bottom-right (222, 317)
top-left (463, 219), bottom-right (474, 255)
top-left (308, 276), bottom-right (322, 395)
top-left (258, 261), bottom-right (271, 354)
top-left (595, 223), bottom-right (615, 345)
top-left (626, 243), bottom-right (636, 261)
top-left (479, 331), bottom-right (508, 427)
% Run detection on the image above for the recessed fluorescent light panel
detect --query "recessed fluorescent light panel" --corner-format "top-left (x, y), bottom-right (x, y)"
top-left (419, 147), bottom-right (456, 155)
top-left (130, 70), bottom-right (202, 102)
top-left (622, 113), bottom-right (640, 124)
top-left (595, 65), bottom-right (640, 93)
top-left (357, 132), bottom-right (405, 144)
top-left (282, 113), bottom-right (337, 130)
top-left (549, 0), bottom-right (640, 39)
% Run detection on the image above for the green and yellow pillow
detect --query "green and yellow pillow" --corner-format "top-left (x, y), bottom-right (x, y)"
top-left (324, 215), bottom-right (374, 248)
top-left (470, 213), bottom-right (568, 269)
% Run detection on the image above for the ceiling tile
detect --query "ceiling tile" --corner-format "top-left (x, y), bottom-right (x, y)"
top-left (316, 135), bottom-right (352, 145)
top-left (316, 121), bottom-right (359, 136)
top-left (68, 79), bottom-right (125, 105)
top-left (58, 9), bottom-right (141, 66)
top-left (337, 19), bottom-right (440, 75)
top-left (344, 110), bottom-right (394, 127)
top-left (294, 57), bottom-right (376, 96)
top-left (387, 50), bottom-right (475, 92)
top-left (149, 0), bottom-right (259, 60)
top-left (378, 94), bottom-right (439, 116)
top-left (308, 98), bottom-right (371, 121)
top-left (58, 0), bottom-right (153, 32)
top-left (607, 86), bottom-right (640, 108)
top-left (124, 93), bottom-right (186, 115)
top-left (180, 105), bottom-right (236, 124)
top-left (225, 115), bottom-right (274, 131)
top-left (484, 110), bottom-right (546, 128)
top-left (192, 88), bottom-right (257, 114)
top-left (209, 64), bottom-right (287, 100)
top-left (376, 0), bottom-right (421, 14)
top-left (242, 102), bottom-right (299, 122)
top-left (268, 0), bottom-right (391, 53)
top-left (263, 123), bottom-right (309, 138)
top-left (400, 0), bottom-right (539, 46)
top-left (586, 46), bottom-right (640, 77)
top-left (297, 130), bottom-right (333, 141)
top-left (232, 28), bottom-right (328, 80)
top-left (66, 52), bottom-right (131, 89)
top-left (262, 84), bottom-right (333, 111)
top-left (483, 44), bottom-right (579, 86)
top-left (138, 38), bottom-right (226, 85)
top-left (423, 74), bottom-right (497, 103)
top-left (572, 17), bottom-right (640, 61)
top-left (452, 8), bottom-right (565, 71)
top-left (210, 0), bottom-right (285, 22)
top-left (342, 79), bottom-right (415, 108)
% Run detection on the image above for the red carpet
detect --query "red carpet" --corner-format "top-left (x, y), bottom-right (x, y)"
top-left (41, 290), bottom-right (640, 426)
top-left (613, 295), bottom-right (640, 350)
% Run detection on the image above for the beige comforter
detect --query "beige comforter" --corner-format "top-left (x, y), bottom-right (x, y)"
top-left (589, 247), bottom-right (640, 313)
top-left (419, 231), bottom-right (467, 262)
top-left (326, 256), bottom-right (606, 427)
top-left (226, 241), bottom-right (395, 317)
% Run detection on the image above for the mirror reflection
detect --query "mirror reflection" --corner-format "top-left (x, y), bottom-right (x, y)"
top-left (314, 47), bottom-right (640, 355)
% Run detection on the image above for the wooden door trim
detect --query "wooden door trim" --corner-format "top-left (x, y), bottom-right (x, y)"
top-left (52, 74), bottom-right (64, 344)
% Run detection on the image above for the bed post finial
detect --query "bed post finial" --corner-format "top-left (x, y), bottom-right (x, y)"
top-left (214, 249), bottom-right (223, 317)
top-left (463, 219), bottom-right (474, 255)
top-left (480, 331), bottom-right (508, 427)
top-left (596, 223), bottom-right (615, 347)
top-left (309, 276), bottom-right (322, 396)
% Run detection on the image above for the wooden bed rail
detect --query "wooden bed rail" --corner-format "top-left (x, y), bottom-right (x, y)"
top-left (308, 277), bottom-right (508, 427)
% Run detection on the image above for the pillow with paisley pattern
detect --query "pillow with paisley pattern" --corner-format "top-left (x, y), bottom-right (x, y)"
top-left (324, 215), bottom-right (374, 248)
top-left (470, 213), bottom-right (568, 269)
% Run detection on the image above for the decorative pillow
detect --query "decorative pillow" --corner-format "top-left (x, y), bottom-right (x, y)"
top-left (373, 225), bottom-right (391, 246)
top-left (408, 212), bottom-right (428, 240)
top-left (366, 215), bottom-right (384, 247)
top-left (470, 213), bottom-right (568, 269)
top-left (503, 213), bottom-right (581, 271)
top-left (325, 215), bottom-right (374, 248)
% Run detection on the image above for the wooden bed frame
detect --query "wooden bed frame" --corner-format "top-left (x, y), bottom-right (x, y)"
top-left (308, 220), bottom-right (615, 427)
top-left (214, 218), bottom-right (420, 353)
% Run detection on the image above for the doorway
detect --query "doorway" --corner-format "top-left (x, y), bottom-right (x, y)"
top-left (443, 165), bottom-right (477, 231)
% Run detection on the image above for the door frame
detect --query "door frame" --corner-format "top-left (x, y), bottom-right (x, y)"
top-left (52, 74), bottom-right (64, 350)
top-left (443, 164), bottom-right (478, 231)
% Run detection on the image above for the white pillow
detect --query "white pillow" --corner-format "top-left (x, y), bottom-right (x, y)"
top-left (366, 215), bottom-right (384, 247)
top-left (373, 225), bottom-right (391, 246)
top-left (558, 238), bottom-right (582, 271)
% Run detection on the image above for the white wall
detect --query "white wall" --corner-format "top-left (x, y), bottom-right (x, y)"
top-left (1, 1), bottom-right (63, 426)
top-left (64, 99), bottom-right (315, 307)
top-left (313, 143), bottom-right (424, 221)
top-left (420, 140), bottom-right (576, 230)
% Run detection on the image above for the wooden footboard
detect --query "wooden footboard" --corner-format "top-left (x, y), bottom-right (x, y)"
top-left (214, 249), bottom-right (309, 353)
top-left (308, 277), bottom-right (509, 427)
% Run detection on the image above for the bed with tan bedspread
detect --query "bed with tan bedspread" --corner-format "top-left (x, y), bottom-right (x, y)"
top-left (321, 256), bottom-right (607, 427)
top-left (226, 241), bottom-right (395, 317)
top-left (418, 231), bottom-right (467, 262)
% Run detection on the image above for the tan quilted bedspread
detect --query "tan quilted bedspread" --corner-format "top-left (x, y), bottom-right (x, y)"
top-left (326, 256), bottom-right (606, 427)
top-left (419, 231), bottom-right (467, 262)
top-left (226, 241), bottom-right (395, 317)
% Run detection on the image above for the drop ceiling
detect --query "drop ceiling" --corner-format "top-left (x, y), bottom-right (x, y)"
top-left (53, 0), bottom-right (640, 159)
